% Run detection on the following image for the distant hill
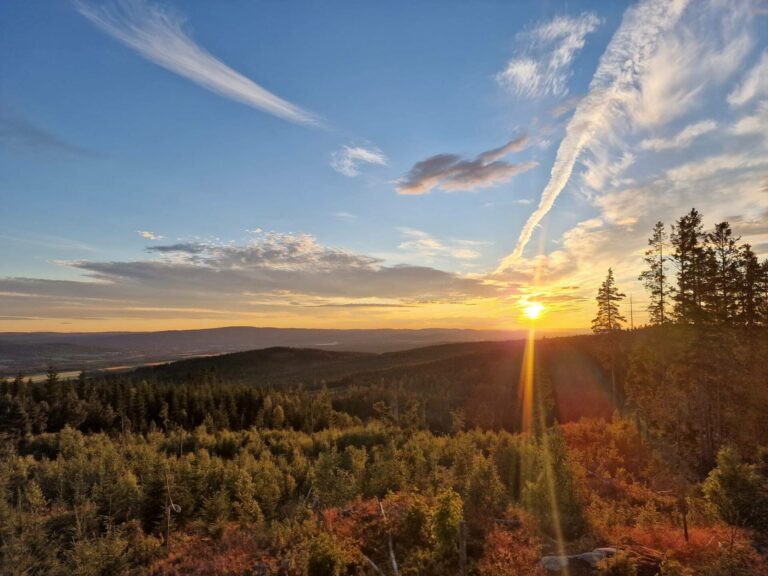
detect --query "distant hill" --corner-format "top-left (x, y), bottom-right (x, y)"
top-left (0, 326), bottom-right (582, 376)
top-left (130, 341), bottom-right (514, 387)
top-left (127, 336), bottom-right (615, 425)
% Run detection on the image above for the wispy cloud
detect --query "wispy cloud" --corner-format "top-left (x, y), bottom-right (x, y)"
top-left (496, 13), bottom-right (600, 98)
top-left (330, 145), bottom-right (388, 177)
top-left (582, 151), bottom-right (635, 191)
top-left (0, 114), bottom-right (94, 158)
top-left (631, 5), bottom-right (752, 127)
top-left (665, 151), bottom-right (768, 184)
top-left (398, 228), bottom-right (484, 261)
top-left (728, 100), bottom-right (768, 137)
top-left (496, 0), bottom-right (691, 271)
top-left (639, 119), bottom-right (717, 151)
top-left (551, 95), bottom-right (583, 118)
top-left (137, 230), bottom-right (164, 240)
top-left (728, 50), bottom-right (768, 107)
top-left (76, 0), bottom-right (319, 125)
top-left (0, 233), bottom-right (99, 253)
top-left (397, 135), bottom-right (535, 195)
top-left (333, 212), bottom-right (357, 220)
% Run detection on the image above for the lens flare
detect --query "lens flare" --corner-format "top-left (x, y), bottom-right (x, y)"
top-left (524, 302), bottom-right (544, 320)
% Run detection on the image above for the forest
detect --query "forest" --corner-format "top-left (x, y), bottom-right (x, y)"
top-left (1, 208), bottom-right (768, 575)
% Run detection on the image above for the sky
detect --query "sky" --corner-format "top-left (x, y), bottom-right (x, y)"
top-left (1, 0), bottom-right (767, 332)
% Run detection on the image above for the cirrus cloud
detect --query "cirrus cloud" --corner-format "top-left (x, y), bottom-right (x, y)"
top-left (496, 13), bottom-right (601, 98)
top-left (330, 145), bottom-right (388, 177)
top-left (76, 0), bottom-right (319, 126)
top-left (728, 50), bottom-right (768, 107)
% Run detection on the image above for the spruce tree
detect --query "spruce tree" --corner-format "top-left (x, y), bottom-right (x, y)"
top-left (671, 208), bottom-right (710, 323)
top-left (738, 244), bottom-right (762, 326)
top-left (760, 259), bottom-right (768, 325)
top-left (639, 221), bottom-right (669, 325)
top-left (592, 268), bottom-right (626, 406)
top-left (592, 268), bottom-right (627, 334)
top-left (707, 221), bottom-right (741, 323)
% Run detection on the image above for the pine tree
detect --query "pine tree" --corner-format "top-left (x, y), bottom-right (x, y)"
top-left (738, 244), bottom-right (762, 326)
top-left (671, 208), bottom-right (710, 323)
top-left (760, 259), bottom-right (768, 325)
top-left (592, 268), bottom-right (627, 334)
top-left (639, 221), bottom-right (669, 325)
top-left (593, 268), bottom-right (626, 407)
top-left (706, 221), bottom-right (741, 323)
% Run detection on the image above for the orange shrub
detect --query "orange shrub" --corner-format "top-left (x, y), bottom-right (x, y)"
top-left (476, 513), bottom-right (546, 576)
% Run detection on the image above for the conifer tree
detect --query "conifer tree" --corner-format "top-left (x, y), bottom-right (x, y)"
top-left (593, 268), bottom-right (626, 406)
top-left (671, 209), bottom-right (710, 323)
top-left (707, 221), bottom-right (741, 323)
top-left (592, 268), bottom-right (627, 334)
top-left (738, 244), bottom-right (762, 326)
top-left (639, 221), bottom-right (669, 325)
top-left (760, 259), bottom-right (768, 325)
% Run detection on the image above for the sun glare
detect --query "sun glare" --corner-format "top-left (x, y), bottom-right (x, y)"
top-left (524, 302), bottom-right (544, 320)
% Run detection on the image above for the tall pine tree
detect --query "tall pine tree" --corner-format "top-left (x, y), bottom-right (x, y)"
top-left (592, 268), bottom-right (626, 407)
top-left (592, 268), bottom-right (627, 334)
top-left (706, 221), bottom-right (741, 323)
top-left (639, 221), bottom-right (669, 325)
top-left (671, 208), bottom-right (710, 323)
top-left (738, 244), bottom-right (762, 326)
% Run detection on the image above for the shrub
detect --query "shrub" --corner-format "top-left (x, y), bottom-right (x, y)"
top-left (702, 446), bottom-right (768, 531)
top-left (596, 552), bottom-right (637, 576)
top-left (306, 532), bottom-right (351, 576)
top-left (657, 558), bottom-right (692, 576)
top-left (476, 514), bottom-right (545, 576)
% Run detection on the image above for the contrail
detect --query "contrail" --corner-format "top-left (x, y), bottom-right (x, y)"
top-left (495, 0), bottom-right (689, 273)
top-left (76, 0), bottom-right (320, 126)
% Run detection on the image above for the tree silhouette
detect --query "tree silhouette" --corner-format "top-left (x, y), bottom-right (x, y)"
top-left (592, 268), bottom-right (626, 334)
top-left (639, 221), bottom-right (670, 325)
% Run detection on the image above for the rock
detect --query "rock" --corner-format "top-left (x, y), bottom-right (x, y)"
top-left (575, 547), bottom-right (618, 567)
top-left (573, 551), bottom-right (604, 567)
top-left (541, 547), bottom-right (619, 573)
top-left (541, 556), bottom-right (570, 571)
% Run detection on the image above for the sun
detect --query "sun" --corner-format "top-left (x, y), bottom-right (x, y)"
top-left (523, 302), bottom-right (544, 320)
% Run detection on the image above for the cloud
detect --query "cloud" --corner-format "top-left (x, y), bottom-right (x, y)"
top-left (639, 119), bottom-right (718, 151)
top-left (333, 212), bottom-right (357, 220)
top-left (496, 13), bottom-right (600, 98)
top-left (631, 6), bottom-right (752, 127)
top-left (330, 145), bottom-right (388, 177)
top-left (728, 100), bottom-right (768, 137)
top-left (397, 228), bottom-right (483, 261)
top-left (76, 0), bottom-right (318, 125)
top-left (146, 242), bottom-right (205, 254)
top-left (499, 0), bottom-right (756, 270)
top-left (551, 95), bottom-right (583, 118)
top-left (665, 151), bottom-right (768, 184)
top-left (397, 135), bottom-right (535, 195)
top-left (0, 233), bottom-right (99, 254)
top-left (496, 0), bottom-right (692, 271)
top-left (0, 231), bottom-right (503, 322)
top-left (0, 114), bottom-right (94, 158)
top-left (137, 230), bottom-right (164, 240)
top-left (583, 151), bottom-right (635, 191)
top-left (728, 50), bottom-right (768, 106)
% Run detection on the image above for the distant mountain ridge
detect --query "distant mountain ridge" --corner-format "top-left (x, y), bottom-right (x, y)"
top-left (0, 326), bottom-right (582, 375)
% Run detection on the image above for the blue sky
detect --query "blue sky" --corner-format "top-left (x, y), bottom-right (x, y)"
top-left (1, 0), bottom-right (767, 331)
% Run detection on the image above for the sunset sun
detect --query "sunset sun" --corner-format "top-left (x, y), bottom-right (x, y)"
top-left (523, 302), bottom-right (544, 320)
